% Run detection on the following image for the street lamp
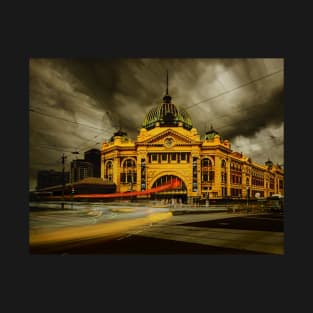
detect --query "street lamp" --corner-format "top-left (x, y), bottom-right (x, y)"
top-left (246, 186), bottom-right (249, 214)
top-left (61, 153), bottom-right (67, 201)
top-left (205, 191), bottom-right (209, 208)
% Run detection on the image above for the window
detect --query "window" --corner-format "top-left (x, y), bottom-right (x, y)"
top-left (202, 173), bottom-right (208, 182)
top-left (121, 158), bottom-right (136, 184)
top-left (181, 153), bottom-right (186, 161)
top-left (105, 161), bottom-right (113, 181)
top-left (201, 158), bottom-right (212, 167)
top-left (171, 153), bottom-right (176, 161)
top-left (201, 158), bottom-right (214, 183)
top-left (162, 153), bottom-right (167, 161)
top-left (151, 154), bottom-right (158, 162)
top-left (209, 171), bottom-right (214, 182)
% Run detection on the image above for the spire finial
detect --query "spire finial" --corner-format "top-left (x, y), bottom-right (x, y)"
top-left (166, 69), bottom-right (169, 95)
top-left (163, 69), bottom-right (172, 103)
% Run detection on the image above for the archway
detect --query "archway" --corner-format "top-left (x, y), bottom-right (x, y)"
top-left (150, 174), bottom-right (187, 203)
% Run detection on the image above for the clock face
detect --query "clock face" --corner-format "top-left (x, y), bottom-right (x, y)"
top-left (164, 137), bottom-right (174, 148)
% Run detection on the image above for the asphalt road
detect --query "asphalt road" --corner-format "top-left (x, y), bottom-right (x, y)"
top-left (30, 234), bottom-right (267, 254)
top-left (30, 212), bottom-right (283, 255)
top-left (181, 213), bottom-right (284, 232)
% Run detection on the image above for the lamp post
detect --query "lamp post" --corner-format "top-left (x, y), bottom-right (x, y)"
top-left (61, 153), bottom-right (67, 202)
top-left (205, 191), bottom-right (209, 208)
top-left (246, 186), bottom-right (249, 214)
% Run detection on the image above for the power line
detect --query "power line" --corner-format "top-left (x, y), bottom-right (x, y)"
top-left (212, 113), bottom-right (284, 133)
top-left (76, 133), bottom-right (105, 151)
top-left (184, 68), bottom-right (283, 111)
top-left (195, 98), bottom-right (280, 127)
top-left (31, 145), bottom-right (80, 153)
top-left (29, 107), bottom-right (109, 133)
top-left (31, 142), bottom-right (78, 150)
top-left (30, 139), bottom-right (102, 154)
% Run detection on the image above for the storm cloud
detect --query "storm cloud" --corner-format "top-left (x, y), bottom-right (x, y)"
top-left (29, 58), bottom-right (284, 190)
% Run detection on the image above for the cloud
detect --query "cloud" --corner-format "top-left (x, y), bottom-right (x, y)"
top-left (29, 58), bottom-right (284, 189)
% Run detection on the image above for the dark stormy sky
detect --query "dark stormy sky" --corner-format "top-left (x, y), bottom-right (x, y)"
top-left (29, 58), bottom-right (284, 190)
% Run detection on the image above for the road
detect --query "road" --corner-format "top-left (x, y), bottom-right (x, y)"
top-left (29, 202), bottom-right (284, 255)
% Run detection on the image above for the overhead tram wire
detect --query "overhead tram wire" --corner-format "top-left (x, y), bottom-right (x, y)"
top-left (31, 145), bottom-right (82, 153)
top-left (76, 133), bottom-right (106, 152)
top-left (210, 112), bottom-right (284, 133)
top-left (197, 98), bottom-right (283, 126)
top-left (29, 108), bottom-right (109, 133)
top-left (31, 134), bottom-right (105, 154)
top-left (184, 68), bottom-right (283, 112)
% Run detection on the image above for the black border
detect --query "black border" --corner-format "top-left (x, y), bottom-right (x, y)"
top-left (3, 4), bottom-right (308, 310)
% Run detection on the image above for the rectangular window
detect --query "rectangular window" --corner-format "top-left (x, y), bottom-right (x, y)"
top-left (162, 153), bottom-right (167, 161)
top-left (181, 153), bottom-right (186, 161)
top-left (209, 171), bottom-right (214, 182)
top-left (120, 173), bottom-right (126, 183)
top-left (171, 153), bottom-right (176, 161)
top-left (152, 154), bottom-right (158, 162)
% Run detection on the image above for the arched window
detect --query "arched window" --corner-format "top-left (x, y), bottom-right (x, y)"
top-left (201, 158), bottom-right (214, 183)
top-left (105, 160), bottom-right (113, 181)
top-left (121, 158), bottom-right (137, 185)
top-left (201, 158), bottom-right (212, 168)
top-left (221, 159), bottom-right (227, 183)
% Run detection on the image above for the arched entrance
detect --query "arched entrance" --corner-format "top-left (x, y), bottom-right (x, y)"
top-left (150, 175), bottom-right (187, 203)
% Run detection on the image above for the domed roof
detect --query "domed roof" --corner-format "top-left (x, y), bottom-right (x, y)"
top-left (142, 96), bottom-right (193, 130)
top-left (203, 125), bottom-right (221, 140)
top-left (110, 129), bottom-right (128, 142)
top-left (265, 158), bottom-right (273, 168)
top-left (142, 71), bottom-right (193, 130)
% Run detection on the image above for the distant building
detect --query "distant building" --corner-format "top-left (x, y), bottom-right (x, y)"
top-left (84, 149), bottom-right (101, 177)
top-left (70, 159), bottom-right (93, 183)
top-left (37, 170), bottom-right (69, 190)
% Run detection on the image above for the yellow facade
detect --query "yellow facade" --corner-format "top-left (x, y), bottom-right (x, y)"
top-left (101, 92), bottom-right (284, 203)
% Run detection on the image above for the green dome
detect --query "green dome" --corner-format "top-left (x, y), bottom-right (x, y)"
top-left (203, 126), bottom-right (221, 140)
top-left (265, 158), bottom-right (273, 168)
top-left (142, 95), bottom-right (193, 130)
top-left (110, 129), bottom-right (128, 142)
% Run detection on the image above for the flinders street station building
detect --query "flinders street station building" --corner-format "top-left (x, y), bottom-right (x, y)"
top-left (101, 87), bottom-right (284, 204)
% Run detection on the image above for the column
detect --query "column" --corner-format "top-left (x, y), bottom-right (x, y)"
top-left (215, 156), bottom-right (222, 197)
top-left (113, 156), bottom-right (120, 192)
top-left (226, 158), bottom-right (231, 197)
